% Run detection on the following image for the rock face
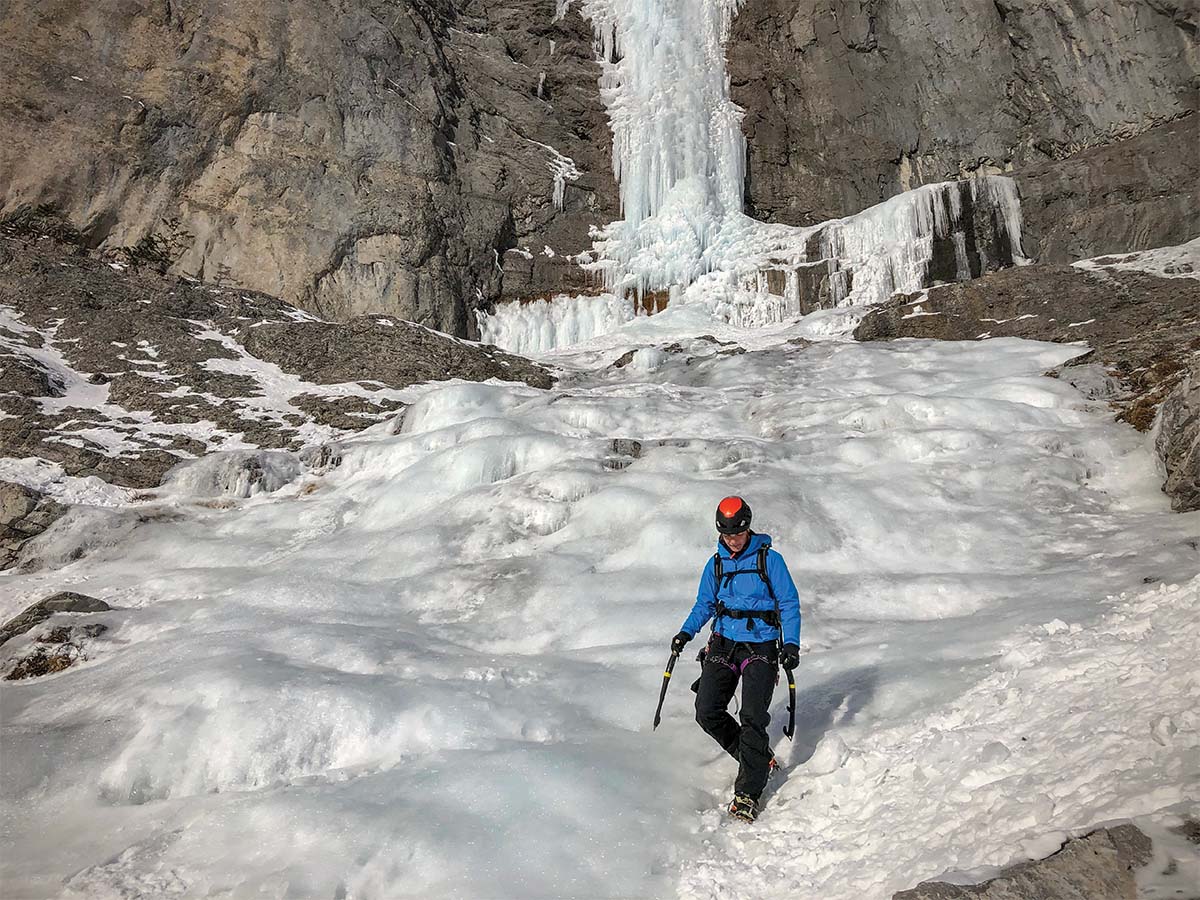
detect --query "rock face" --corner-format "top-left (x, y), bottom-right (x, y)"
top-left (0, 480), bottom-right (67, 570)
top-left (853, 257), bottom-right (1200, 510)
top-left (893, 824), bottom-right (1153, 900)
top-left (3, 0), bottom-right (1195, 339)
top-left (1016, 116), bottom-right (1200, 265)
top-left (0, 0), bottom-right (616, 336)
top-left (729, 0), bottom-right (1199, 256)
top-left (1157, 357), bottom-right (1200, 512)
top-left (0, 227), bottom-right (553, 488)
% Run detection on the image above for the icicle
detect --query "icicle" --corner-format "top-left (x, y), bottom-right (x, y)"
top-left (525, 138), bottom-right (582, 210)
top-left (953, 232), bottom-right (971, 282)
top-left (978, 175), bottom-right (1030, 264)
top-left (476, 293), bottom-right (635, 354)
top-left (803, 176), bottom-right (1027, 306)
top-left (947, 182), bottom-right (964, 226)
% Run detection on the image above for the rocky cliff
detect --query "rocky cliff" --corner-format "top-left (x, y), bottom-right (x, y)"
top-left (0, 0), bottom-right (616, 337)
top-left (729, 0), bottom-right (1199, 258)
top-left (3, 0), bottom-right (1197, 336)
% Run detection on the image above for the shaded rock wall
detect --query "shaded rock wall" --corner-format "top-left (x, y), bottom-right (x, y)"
top-left (0, 0), bottom-right (616, 337)
top-left (1016, 115), bottom-right (1200, 264)
top-left (730, 0), bottom-right (1199, 255)
top-left (1157, 356), bottom-right (1200, 513)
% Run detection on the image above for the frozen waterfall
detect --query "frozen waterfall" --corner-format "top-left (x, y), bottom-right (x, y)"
top-left (568, 0), bottom-right (747, 294)
top-left (481, 174), bottom-right (1029, 353)
top-left (478, 1), bottom-right (1032, 353)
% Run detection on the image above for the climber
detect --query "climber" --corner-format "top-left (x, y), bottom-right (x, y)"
top-left (670, 496), bottom-right (802, 822)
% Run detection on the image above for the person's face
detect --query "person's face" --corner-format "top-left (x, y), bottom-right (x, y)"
top-left (722, 530), bottom-right (750, 553)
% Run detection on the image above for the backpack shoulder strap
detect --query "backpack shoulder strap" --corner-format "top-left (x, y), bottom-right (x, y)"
top-left (712, 553), bottom-right (723, 598)
top-left (756, 545), bottom-right (776, 600)
top-left (758, 543), bottom-right (783, 649)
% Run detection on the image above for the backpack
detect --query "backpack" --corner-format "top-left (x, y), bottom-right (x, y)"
top-left (711, 543), bottom-right (780, 632)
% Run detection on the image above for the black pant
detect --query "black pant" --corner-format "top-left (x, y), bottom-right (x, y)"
top-left (694, 635), bottom-right (778, 801)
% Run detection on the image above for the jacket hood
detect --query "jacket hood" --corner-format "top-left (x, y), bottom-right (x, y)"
top-left (716, 531), bottom-right (772, 558)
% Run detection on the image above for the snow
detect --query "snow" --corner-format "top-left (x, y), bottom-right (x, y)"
top-left (0, 457), bottom-right (135, 507)
top-left (1072, 237), bottom-right (1200, 280)
top-left (3, 1), bottom-right (1196, 892)
top-left (1137, 810), bottom-right (1200, 897)
top-left (680, 575), bottom-right (1200, 898)
top-left (2, 311), bottom-right (1197, 898)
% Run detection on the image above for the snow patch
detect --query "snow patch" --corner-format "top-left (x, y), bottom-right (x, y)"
top-left (1073, 237), bottom-right (1200, 280)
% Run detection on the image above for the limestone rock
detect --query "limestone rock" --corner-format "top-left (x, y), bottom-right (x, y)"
top-left (1156, 356), bottom-right (1200, 512)
top-left (0, 591), bottom-right (111, 647)
top-left (729, 0), bottom-right (1198, 257)
top-left (1017, 117), bottom-right (1200, 264)
top-left (0, 0), bottom-right (616, 337)
top-left (0, 480), bottom-right (67, 570)
top-left (893, 825), bottom-right (1153, 899)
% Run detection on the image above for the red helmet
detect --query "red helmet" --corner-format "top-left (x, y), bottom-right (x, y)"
top-left (715, 496), bottom-right (752, 534)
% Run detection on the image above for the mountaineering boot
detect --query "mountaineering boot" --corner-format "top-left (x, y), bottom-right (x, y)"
top-left (728, 793), bottom-right (758, 822)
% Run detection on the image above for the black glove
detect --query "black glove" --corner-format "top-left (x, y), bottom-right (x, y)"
top-left (671, 631), bottom-right (692, 654)
top-left (781, 643), bottom-right (800, 671)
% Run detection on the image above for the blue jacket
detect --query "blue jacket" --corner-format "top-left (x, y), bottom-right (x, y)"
top-left (680, 532), bottom-right (801, 646)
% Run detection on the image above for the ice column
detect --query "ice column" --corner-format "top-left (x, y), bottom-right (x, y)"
top-left (571, 0), bottom-right (747, 294)
top-left (476, 293), bottom-right (635, 355)
top-left (817, 175), bottom-right (1029, 307)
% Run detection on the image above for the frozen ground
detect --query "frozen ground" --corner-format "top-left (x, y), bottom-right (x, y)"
top-left (2, 302), bottom-right (1198, 899)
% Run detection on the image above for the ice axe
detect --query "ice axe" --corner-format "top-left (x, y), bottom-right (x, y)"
top-left (652, 650), bottom-right (679, 730)
top-left (782, 659), bottom-right (797, 740)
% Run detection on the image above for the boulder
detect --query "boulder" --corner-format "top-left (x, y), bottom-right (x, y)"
top-left (893, 824), bottom-right (1153, 900)
top-left (0, 480), bottom-right (67, 570)
top-left (1156, 357), bottom-right (1200, 512)
top-left (0, 590), bottom-right (111, 647)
